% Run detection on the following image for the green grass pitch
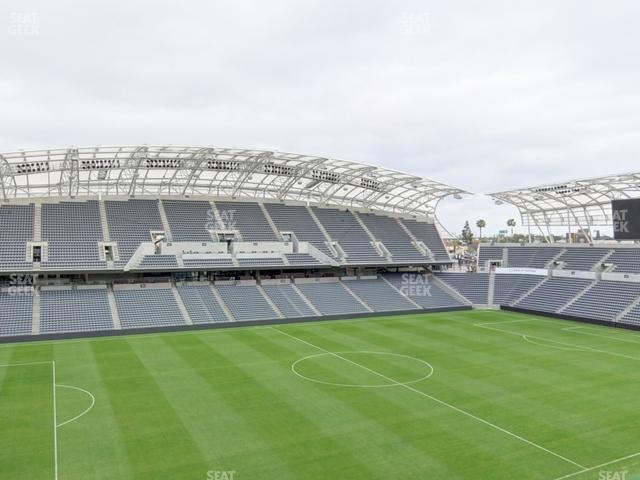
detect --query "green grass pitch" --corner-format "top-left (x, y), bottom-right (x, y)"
top-left (2, 309), bottom-right (640, 480)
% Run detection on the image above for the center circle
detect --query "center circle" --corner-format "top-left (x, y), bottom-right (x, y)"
top-left (291, 351), bottom-right (434, 388)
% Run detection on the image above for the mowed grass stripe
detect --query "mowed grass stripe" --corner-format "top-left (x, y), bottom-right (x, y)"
top-left (0, 345), bottom-right (55, 479)
top-left (131, 335), bottom-right (288, 477)
top-left (160, 332), bottom-right (380, 480)
top-left (54, 341), bottom-right (134, 480)
top-left (0, 358), bottom-right (54, 479)
top-left (270, 324), bottom-right (580, 478)
top-left (312, 317), bottom-right (629, 464)
top-left (2, 310), bottom-right (640, 479)
top-left (222, 328), bottom-right (461, 478)
top-left (90, 339), bottom-right (210, 480)
top-left (252, 328), bottom-right (545, 479)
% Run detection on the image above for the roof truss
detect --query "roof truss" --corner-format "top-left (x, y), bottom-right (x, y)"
top-left (0, 145), bottom-right (469, 217)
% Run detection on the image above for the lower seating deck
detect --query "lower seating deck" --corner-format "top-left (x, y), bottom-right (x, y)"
top-left (15, 266), bottom-right (640, 338)
top-left (0, 274), bottom-right (476, 340)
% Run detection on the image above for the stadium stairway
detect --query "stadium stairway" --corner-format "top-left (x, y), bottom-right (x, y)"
top-left (429, 275), bottom-right (473, 306)
top-left (31, 288), bottom-right (41, 335)
top-left (291, 283), bottom-right (322, 316)
top-left (616, 294), bottom-right (640, 321)
top-left (99, 200), bottom-right (111, 242)
top-left (33, 204), bottom-right (42, 242)
top-left (107, 285), bottom-right (122, 329)
top-left (209, 285), bottom-right (236, 322)
top-left (339, 279), bottom-right (374, 312)
top-left (157, 199), bottom-right (174, 242)
top-left (557, 280), bottom-right (597, 313)
top-left (259, 203), bottom-right (283, 240)
top-left (257, 283), bottom-right (286, 319)
top-left (306, 206), bottom-right (342, 259)
top-left (487, 271), bottom-right (496, 307)
top-left (172, 284), bottom-right (194, 324)
top-left (380, 275), bottom-right (423, 309)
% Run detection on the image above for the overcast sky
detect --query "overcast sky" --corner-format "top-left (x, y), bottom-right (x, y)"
top-left (2, 1), bottom-right (639, 237)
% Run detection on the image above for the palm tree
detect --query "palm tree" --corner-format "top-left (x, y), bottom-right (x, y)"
top-left (476, 219), bottom-right (486, 241)
top-left (507, 218), bottom-right (516, 237)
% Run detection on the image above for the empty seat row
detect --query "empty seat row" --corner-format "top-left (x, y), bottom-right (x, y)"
top-left (436, 273), bottom-right (490, 304)
top-left (296, 282), bottom-right (369, 315)
top-left (311, 207), bottom-right (383, 263)
top-left (383, 273), bottom-right (466, 309)
top-left (262, 284), bottom-right (317, 318)
top-left (358, 213), bottom-right (427, 263)
top-left (344, 278), bottom-right (418, 312)
top-left (215, 284), bottom-right (278, 321)
top-left (514, 277), bottom-right (593, 313)
top-left (114, 288), bottom-right (186, 329)
top-left (177, 284), bottom-right (231, 323)
top-left (492, 274), bottom-right (546, 306)
top-left (41, 288), bottom-right (113, 333)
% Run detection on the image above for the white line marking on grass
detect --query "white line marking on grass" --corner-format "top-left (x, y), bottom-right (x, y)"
top-left (0, 360), bottom-right (55, 368)
top-left (551, 451), bottom-right (640, 480)
top-left (271, 326), bottom-right (586, 470)
top-left (55, 384), bottom-right (96, 428)
top-left (476, 323), bottom-right (640, 363)
top-left (521, 335), bottom-right (591, 352)
top-left (561, 326), bottom-right (583, 332)
top-left (291, 351), bottom-right (434, 388)
top-left (562, 326), bottom-right (640, 345)
top-left (474, 318), bottom-right (535, 327)
top-left (52, 361), bottom-right (59, 480)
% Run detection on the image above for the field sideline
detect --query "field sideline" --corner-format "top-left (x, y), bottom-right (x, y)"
top-left (2, 310), bottom-right (640, 480)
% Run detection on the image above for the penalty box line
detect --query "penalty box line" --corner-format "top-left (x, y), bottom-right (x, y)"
top-left (270, 326), bottom-right (586, 471)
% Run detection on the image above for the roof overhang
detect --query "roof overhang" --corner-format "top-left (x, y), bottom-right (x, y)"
top-left (0, 145), bottom-right (469, 217)
top-left (489, 172), bottom-right (640, 228)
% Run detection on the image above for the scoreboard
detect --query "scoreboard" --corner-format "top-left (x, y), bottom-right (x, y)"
top-left (612, 198), bottom-right (640, 240)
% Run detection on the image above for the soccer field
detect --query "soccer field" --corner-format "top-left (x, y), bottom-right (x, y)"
top-left (2, 310), bottom-right (640, 480)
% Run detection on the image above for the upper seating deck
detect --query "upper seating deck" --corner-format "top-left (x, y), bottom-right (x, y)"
top-left (105, 199), bottom-right (164, 261)
top-left (264, 203), bottom-right (334, 257)
top-left (358, 213), bottom-right (427, 263)
top-left (505, 246), bottom-right (563, 269)
top-left (42, 201), bottom-right (103, 242)
top-left (0, 204), bottom-right (34, 241)
top-left (311, 207), bottom-right (384, 263)
top-left (401, 220), bottom-right (450, 262)
top-left (0, 198), bottom-right (453, 271)
top-left (214, 201), bottom-right (277, 242)
top-left (162, 200), bottom-right (213, 242)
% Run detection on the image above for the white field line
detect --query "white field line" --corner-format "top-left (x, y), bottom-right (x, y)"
top-left (52, 361), bottom-right (59, 480)
top-left (55, 384), bottom-right (96, 428)
top-left (475, 318), bottom-right (535, 327)
top-left (270, 326), bottom-right (586, 470)
top-left (521, 335), bottom-right (590, 352)
top-left (561, 325), bottom-right (640, 345)
top-left (475, 323), bottom-right (640, 363)
top-left (552, 451), bottom-right (640, 480)
top-left (0, 360), bottom-right (55, 368)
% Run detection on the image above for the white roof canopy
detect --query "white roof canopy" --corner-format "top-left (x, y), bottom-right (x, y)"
top-left (0, 145), bottom-right (468, 217)
top-left (489, 172), bottom-right (640, 230)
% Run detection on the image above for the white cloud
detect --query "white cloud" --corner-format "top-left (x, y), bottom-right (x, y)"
top-left (1, 0), bottom-right (639, 236)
